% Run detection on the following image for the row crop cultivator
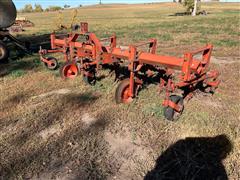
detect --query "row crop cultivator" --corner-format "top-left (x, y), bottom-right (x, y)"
top-left (39, 22), bottom-right (220, 120)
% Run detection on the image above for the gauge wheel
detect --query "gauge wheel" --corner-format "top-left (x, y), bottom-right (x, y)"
top-left (44, 57), bottom-right (58, 70)
top-left (115, 78), bottom-right (134, 104)
top-left (164, 95), bottom-right (184, 121)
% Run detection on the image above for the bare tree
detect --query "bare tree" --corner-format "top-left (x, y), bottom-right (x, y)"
top-left (183, 0), bottom-right (200, 16)
top-left (192, 0), bottom-right (198, 16)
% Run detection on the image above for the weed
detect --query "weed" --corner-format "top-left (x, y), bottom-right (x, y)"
top-left (10, 70), bottom-right (26, 78)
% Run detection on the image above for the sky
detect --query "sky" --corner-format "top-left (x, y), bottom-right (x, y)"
top-left (12, 0), bottom-right (240, 9)
top-left (13, 0), bottom-right (171, 9)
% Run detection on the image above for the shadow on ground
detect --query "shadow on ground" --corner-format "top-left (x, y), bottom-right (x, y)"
top-left (169, 11), bottom-right (209, 16)
top-left (0, 33), bottom-right (53, 78)
top-left (6, 33), bottom-right (52, 60)
top-left (0, 92), bottom-right (116, 179)
top-left (169, 12), bottom-right (191, 16)
top-left (15, 33), bottom-right (52, 53)
top-left (0, 57), bottom-right (43, 78)
top-left (144, 134), bottom-right (232, 180)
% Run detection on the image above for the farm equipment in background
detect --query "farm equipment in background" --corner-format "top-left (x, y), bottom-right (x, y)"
top-left (57, 9), bottom-right (79, 31)
top-left (0, 0), bottom-right (31, 63)
top-left (39, 22), bottom-right (220, 120)
top-left (15, 17), bottom-right (35, 28)
top-left (8, 17), bottom-right (35, 33)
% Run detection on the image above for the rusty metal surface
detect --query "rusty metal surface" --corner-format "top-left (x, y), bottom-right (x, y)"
top-left (0, 0), bottom-right (17, 29)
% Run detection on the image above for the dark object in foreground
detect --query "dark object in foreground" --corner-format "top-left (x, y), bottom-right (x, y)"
top-left (0, 0), bottom-right (16, 29)
top-left (145, 135), bottom-right (232, 180)
top-left (0, 30), bottom-right (31, 62)
top-left (0, 0), bottom-right (16, 63)
top-left (0, 0), bottom-right (31, 63)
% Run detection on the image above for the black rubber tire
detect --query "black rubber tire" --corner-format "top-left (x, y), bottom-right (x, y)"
top-left (115, 78), bottom-right (131, 104)
top-left (0, 41), bottom-right (9, 63)
top-left (44, 57), bottom-right (58, 70)
top-left (83, 73), bottom-right (96, 86)
top-left (82, 65), bottom-right (96, 85)
top-left (164, 95), bottom-right (184, 121)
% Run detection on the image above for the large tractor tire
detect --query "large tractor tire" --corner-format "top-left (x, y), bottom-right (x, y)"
top-left (0, 41), bottom-right (9, 63)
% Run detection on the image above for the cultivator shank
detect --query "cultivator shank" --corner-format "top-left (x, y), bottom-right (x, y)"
top-left (39, 22), bottom-right (220, 120)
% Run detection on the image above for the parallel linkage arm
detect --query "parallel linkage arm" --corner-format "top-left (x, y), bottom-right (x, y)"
top-left (181, 44), bottom-right (213, 82)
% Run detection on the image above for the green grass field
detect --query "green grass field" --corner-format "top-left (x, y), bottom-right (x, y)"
top-left (0, 2), bottom-right (240, 179)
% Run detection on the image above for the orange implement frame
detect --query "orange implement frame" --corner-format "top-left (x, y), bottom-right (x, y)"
top-left (39, 22), bottom-right (220, 120)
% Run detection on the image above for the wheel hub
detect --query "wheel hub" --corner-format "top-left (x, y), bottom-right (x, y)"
top-left (50, 62), bottom-right (55, 67)
top-left (62, 64), bottom-right (78, 79)
top-left (122, 87), bottom-right (132, 103)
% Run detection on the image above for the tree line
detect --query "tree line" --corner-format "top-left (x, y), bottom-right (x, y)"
top-left (19, 1), bottom-right (202, 16)
top-left (18, 4), bottom-right (83, 13)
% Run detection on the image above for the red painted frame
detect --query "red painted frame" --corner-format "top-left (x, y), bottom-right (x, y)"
top-left (39, 22), bottom-right (220, 114)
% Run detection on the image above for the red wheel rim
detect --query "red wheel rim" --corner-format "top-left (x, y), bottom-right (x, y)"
top-left (122, 86), bottom-right (132, 103)
top-left (62, 64), bottom-right (78, 79)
